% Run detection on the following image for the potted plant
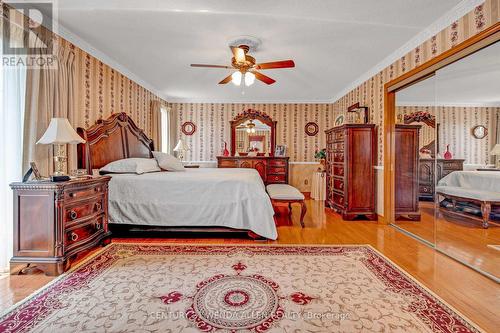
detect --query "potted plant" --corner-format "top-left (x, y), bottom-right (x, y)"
top-left (314, 149), bottom-right (327, 170)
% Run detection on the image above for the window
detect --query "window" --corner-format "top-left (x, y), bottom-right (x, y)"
top-left (160, 106), bottom-right (170, 153)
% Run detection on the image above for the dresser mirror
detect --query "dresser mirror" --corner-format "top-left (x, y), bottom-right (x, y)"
top-left (230, 109), bottom-right (277, 156)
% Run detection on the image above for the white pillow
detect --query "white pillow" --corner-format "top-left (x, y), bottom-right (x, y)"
top-left (153, 151), bottom-right (185, 171)
top-left (100, 158), bottom-right (160, 174)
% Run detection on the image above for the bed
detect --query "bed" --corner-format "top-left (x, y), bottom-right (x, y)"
top-left (436, 171), bottom-right (500, 228)
top-left (77, 113), bottom-right (277, 239)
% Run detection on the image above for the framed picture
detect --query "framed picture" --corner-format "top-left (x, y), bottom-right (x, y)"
top-left (274, 145), bottom-right (287, 157)
top-left (30, 162), bottom-right (42, 180)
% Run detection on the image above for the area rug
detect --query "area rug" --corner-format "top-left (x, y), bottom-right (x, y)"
top-left (0, 244), bottom-right (482, 332)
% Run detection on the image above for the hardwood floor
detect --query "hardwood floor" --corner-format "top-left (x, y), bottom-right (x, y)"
top-left (1, 199), bottom-right (499, 332)
top-left (395, 201), bottom-right (500, 278)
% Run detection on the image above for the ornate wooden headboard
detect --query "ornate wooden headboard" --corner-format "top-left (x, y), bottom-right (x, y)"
top-left (77, 113), bottom-right (154, 174)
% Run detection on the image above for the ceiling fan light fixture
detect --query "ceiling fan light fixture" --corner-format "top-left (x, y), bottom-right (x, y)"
top-left (245, 72), bottom-right (255, 86)
top-left (231, 71), bottom-right (242, 86)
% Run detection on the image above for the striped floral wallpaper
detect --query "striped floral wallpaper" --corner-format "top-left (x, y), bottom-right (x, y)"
top-left (68, 37), bottom-right (165, 136)
top-left (397, 106), bottom-right (500, 164)
top-left (332, 0), bottom-right (500, 165)
top-left (169, 103), bottom-right (334, 162)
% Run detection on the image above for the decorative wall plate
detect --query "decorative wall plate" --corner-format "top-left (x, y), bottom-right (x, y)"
top-left (471, 125), bottom-right (487, 139)
top-left (181, 121), bottom-right (196, 136)
top-left (304, 122), bottom-right (319, 136)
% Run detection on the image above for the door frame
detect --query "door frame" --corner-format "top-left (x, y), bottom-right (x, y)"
top-left (383, 22), bottom-right (500, 224)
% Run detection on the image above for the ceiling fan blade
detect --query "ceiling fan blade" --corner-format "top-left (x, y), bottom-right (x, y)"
top-left (255, 60), bottom-right (295, 70)
top-left (219, 74), bottom-right (233, 84)
top-left (230, 46), bottom-right (246, 63)
top-left (253, 71), bottom-right (276, 85)
top-left (191, 64), bottom-right (233, 69)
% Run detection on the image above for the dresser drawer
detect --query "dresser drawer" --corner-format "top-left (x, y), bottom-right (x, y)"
top-left (267, 174), bottom-right (286, 183)
top-left (65, 184), bottom-right (104, 201)
top-left (333, 193), bottom-right (345, 207)
top-left (65, 216), bottom-right (105, 249)
top-left (219, 160), bottom-right (238, 168)
top-left (419, 185), bottom-right (433, 195)
top-left (442, 161), bottom-right (463, 170)
top-left (333, 142), bottom-right (345, 151)
top-left (64, 196), bottom-right (104, 224)
top-left (269, 159), bottom-right (287, 167)
top-left (334, 131), bottom-right (345, 142)
top-left (268, 166), bottom-right (286, 174)
top-left (333, 164), bottom-right (345, 177)
top-left (333, 179), bottom-right (345, 192)
top-left (334, 152), bottom-right (344, 163)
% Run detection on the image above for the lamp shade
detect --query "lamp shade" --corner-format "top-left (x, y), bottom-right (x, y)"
top-left (490, 144), bottom-right (500, 155)
top-left (173, 139), bottom-right (190, 152)
top-left (37, 118), bottom-right (85, 145)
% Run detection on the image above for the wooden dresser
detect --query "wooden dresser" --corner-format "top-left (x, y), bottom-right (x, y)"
top-left (217, 156), bottom-right (289, 184)
top-left (419, 158), bottom-right (465, 200)
top-left (9, 176), bottom-right (111, 276)
top-left (395, 125), bottom-right (421, 220)
top-left (325, 124), bottom-right (377, 220)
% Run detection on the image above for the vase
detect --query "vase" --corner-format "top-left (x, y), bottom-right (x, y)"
top-left (444, 144), bottom-right (452, 159)
top-left (222, 141), bottom-right (230, 157)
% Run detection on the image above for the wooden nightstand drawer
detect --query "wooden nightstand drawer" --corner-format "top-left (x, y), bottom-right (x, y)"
top-left (65, 184), bottom-right (104, 201)
top-left (64, 196), bottom-right (104, 224)
top-left (65, 216), bottom-right (105, 250)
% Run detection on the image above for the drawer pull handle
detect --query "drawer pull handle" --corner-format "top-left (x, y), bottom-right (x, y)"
top-left (69, 210), bottom-right (78, 220)
top-left (70, 232), bottom-right (78, 242)
top-left (95, 222), bottom-right (101, 230)
top-left (94, 202), bottom-right (102, 211)
top-left (69, 193), bottom-right (76, 198)
top-left (95, 187), bottom-right (101, 192)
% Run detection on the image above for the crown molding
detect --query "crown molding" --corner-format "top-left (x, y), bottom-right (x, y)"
top-left (330, 0), bottom-right (486, 103)
top-left (397, 101), bottom-right (500, 107)
top-left (166, 98), bottom-right (334, 104)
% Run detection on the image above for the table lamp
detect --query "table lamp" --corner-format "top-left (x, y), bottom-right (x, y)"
top-left (490, 144), bottom-right (500, 169)
top-left (37, 118), bottom-right (85, 182)
top-left (174, 139), bottom-right (190, 162)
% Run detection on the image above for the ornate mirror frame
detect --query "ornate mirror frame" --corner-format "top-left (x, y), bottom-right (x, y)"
top-left (230, 109), bottom-right (277, 156)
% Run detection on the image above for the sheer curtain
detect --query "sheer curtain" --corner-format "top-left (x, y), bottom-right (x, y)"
top-left (161, 106), bottom-right (171, 153)
top-left (0, 25), bottom-right (27, 273)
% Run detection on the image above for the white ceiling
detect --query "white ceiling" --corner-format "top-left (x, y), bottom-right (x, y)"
top-left (31, 0), bottom-right (465, 103)
top-left (397, 41), bottom-right (500, 107)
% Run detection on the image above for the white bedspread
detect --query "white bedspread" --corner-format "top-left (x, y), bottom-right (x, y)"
top-left (107, 168), bottom-right (277, 239)
top-left (436, 171), bottom-right (500, 201)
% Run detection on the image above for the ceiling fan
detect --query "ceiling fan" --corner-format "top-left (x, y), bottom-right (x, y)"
top-left (190, 44), bottom-right (295, 86)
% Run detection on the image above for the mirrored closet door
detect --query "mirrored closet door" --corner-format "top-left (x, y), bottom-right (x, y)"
top-left (433, 41), bottom-right (500, 280)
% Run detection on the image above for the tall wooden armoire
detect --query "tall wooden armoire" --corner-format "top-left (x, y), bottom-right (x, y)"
top-left (395, 124), bottom-right (421, 220)
top-left (325, 124), bottom-right (377, 220)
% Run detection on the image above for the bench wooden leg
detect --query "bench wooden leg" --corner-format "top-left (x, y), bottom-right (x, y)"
top-left (299, 200), bottom-right (306, 228)
top-left (480, 202), bottom-right (491, 229)
top-left (288, 202), bottom-right (292, 217)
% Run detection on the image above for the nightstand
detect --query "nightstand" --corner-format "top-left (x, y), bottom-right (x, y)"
top-left (9, 176), bottom-right (111, 276)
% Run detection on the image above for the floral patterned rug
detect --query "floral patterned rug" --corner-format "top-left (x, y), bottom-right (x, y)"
top-left (0, 244), bottom-right (482, 332)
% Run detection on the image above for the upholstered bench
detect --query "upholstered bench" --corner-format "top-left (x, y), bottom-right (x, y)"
top-left (266, 184), bottom-right (306, 227)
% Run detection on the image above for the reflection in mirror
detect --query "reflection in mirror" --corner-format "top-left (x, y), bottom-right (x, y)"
top-left (394, 75), bottom-right (436, 246)
top-left (434, 40), bottom-right (500, 280)
top-left (235, 119), bottom-right (271, 155)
